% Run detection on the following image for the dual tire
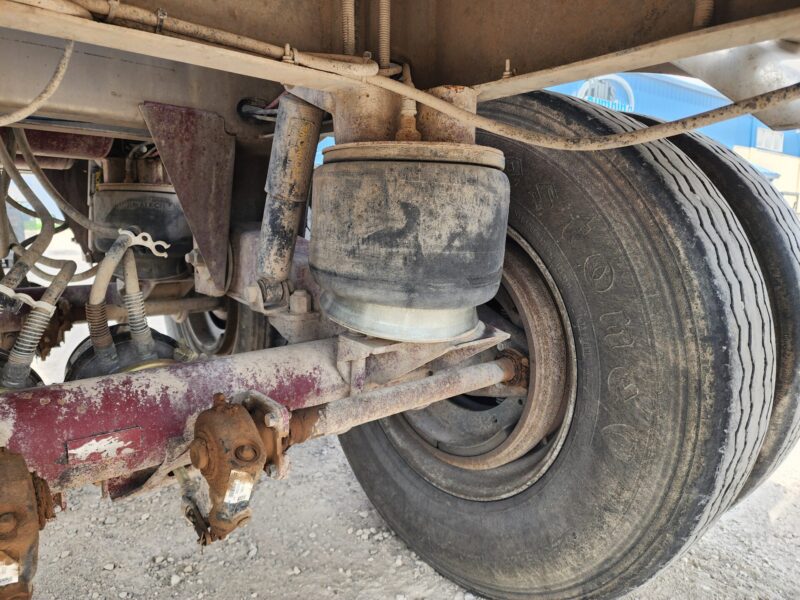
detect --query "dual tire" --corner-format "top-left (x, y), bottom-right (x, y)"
top-left (340, 92), bottom-right (800, 598)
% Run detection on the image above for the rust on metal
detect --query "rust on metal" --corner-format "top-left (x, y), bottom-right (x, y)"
top-left (139, 102), bottom-right (235, 292)
top-left (0, 338), bottom-right (348, 491)
top-left (12, 129), bottom-right (112, 159)
top-left (0, 450), bottom-right (40, 600)
top-left (241, 392), bottom-right (291, 479)
top-left (190, 393), bottom-right (266, 541)
top-left (417, 85), bottom-right (478, 144)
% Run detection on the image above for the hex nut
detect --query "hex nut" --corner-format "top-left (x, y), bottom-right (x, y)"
top-left (289, 290), bottom-right (312, 314)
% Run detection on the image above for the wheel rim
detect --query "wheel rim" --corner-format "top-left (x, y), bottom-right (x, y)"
top-left (381, 229), bottom-right (577, 501)
top-left (178, 299), bottom-right (239, 356)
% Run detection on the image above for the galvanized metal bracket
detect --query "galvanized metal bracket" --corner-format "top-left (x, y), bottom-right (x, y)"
top-left (139, 102), bottom-right (235, 292)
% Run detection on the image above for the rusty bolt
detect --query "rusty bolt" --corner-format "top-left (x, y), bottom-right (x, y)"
top-left (189, 439), bottom-right (209, 471)
top-left (289, 289), bottom-right (312, 314)
top-left (234, 444), bottom-right (258, 462)
top-left (0, 512), bottom-right (17, 535)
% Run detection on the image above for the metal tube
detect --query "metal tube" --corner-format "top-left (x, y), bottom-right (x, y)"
top-left (256, 93), bottom-right (323, 291)
top-left (0, 336), bottom-right (513, 491)
top-left (0, 287), bottom-right (223, 333)
top-left (0, 338), bottom-right (348, 489)
top-left (299, 357), bottom-right (515, 438)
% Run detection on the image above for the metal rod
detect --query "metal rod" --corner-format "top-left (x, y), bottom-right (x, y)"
top-left (299, 357), bottom-right (515, 438)
top-left (0, 337), bottom-right (513, 491)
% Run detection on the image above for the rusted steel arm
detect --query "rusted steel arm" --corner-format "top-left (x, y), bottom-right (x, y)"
top-left (0, 330), bottom-right (515, 493)
top-left (294, 357), bottom-right (515, 439)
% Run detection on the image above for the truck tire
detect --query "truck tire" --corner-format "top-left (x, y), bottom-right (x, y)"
top-left (642, 126), bottom-right (800, 499)
top-left (339, 92), bottom-right (775, 599)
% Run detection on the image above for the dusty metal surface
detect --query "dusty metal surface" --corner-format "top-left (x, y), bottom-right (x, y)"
top-left (677, 40), bottom-right (800, 129)
top-left (430, 243), bottom-right (568, 470)
top-left (0, 338), bottom-right (347, 491)
top-left (417, 85), bottom-right (477, 144)
top-left (256, 94), bottom-right (323, 290)
top-left (140, 102), bottom-right (235, 292)
top-left (296, 357), bottom-right (516, 439)
top-left (0, 451), bottom-right (40, 600)
top-left (189, 393), bottom-right (266, 541)
top-left (0, 28), bottom-right (278, 142)
top-left (321, 141), bottom-right (506, 169)
top-left (8, 129), bottom-right (111, 159)
top-left (473, 6), bottom-right (800, 101)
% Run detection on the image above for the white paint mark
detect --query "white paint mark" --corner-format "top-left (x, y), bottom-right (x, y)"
top-left (68, 436), bottom-right (134, 461)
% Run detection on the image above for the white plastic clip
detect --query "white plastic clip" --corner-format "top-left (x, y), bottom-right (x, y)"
top-left (0, 284), bottom-right (57, 315)
top-left (118, 230), bottom-right (171, 258)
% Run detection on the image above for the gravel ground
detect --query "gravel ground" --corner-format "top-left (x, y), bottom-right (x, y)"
top-left (24, 234), bottom-right (800, 599)
top-left (31, 434), bottom-right (800, 600)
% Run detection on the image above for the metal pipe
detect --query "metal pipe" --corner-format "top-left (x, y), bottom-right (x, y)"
top-left (256, 94), bottom-right (323, 292)
top-left (297, 357), bottom-right (515, 438)
top-left (365, 73), bottom-right (800, 151)
top-left (14, 129), bottom-right (118, 237)
top-left (0, 137), bottom-right (56, 291)
top-left (0, 338), bottom-right (349, 489)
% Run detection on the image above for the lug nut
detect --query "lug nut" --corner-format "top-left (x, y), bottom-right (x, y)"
top-left (189, 439), bottom-right (209, 471)
top-left (235, 444), bottom-right (258, 462)
top-left (0, 512), bottom-right (17, 535)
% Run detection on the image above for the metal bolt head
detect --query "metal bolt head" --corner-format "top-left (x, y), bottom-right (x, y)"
top-left (0, 512), bottom-right (17, 535)
top-left (234, 444), bottom-right (258, 463)
top-left (189, 439), bottom-right (209, 471)
top-left (289, 289), bottom-right (312, 314)
top-left (184, 249), bottom-right (203, 267)
top-left (244, 285), bottom-right (262, 307)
